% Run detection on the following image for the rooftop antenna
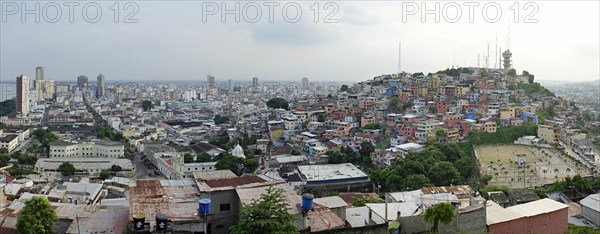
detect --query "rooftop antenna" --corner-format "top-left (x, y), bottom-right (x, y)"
top-left (398, 41), bottom-right (402, 74)
top-left (477, 53), bottom-right (480, 68)
top-left (495, 34), bottom-right (498, 68)
top-left (486, 43), bottom-right (490, 69)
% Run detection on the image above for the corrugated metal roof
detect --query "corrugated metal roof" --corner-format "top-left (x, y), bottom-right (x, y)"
top-left (486, 201), bottom-right (524, 225)
top-left (580, 194), bottom-right (600, 212)
top-left (129, 179), bottom-right (202, 224)
top-left (421, 185), bottom-right (473, 195)
top-left (314, 196), bottom-right (348, 209)
top-left (506, 198), bottom-right (568, 217)
top-left (307, 205), bottom-right (346, 232)
top-left (54, 204), bottom-right (130, 234)
top-left (193, 170), bottom-right (237, 181)
top-left (487, 198), bottom-right (569, 225)
top-left (203, 176), bottom-right (266, 188)
top-left (235, 181), bottom-right (301, 215)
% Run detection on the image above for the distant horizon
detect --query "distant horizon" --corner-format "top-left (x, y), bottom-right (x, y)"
top-left (2, 1), bottom-right (598, 83)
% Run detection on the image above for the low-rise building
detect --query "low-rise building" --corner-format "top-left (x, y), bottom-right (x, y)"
top-left (0, 135), bottom-right (18, 152)
top-left (49, 140), bottom-right (124, 158)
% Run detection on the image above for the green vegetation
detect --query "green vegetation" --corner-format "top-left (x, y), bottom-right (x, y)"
top-left (369, 143), bottom-right (474, 192)
top-left (96, 125), bottom-right (124, 141)
top-left (327, 146), bottom-right (361, 164)
top-left (519, 82), bottom-right (555, 97)
top-left (100, 170), bottom-right (111, 180)
top-left (8, 151), bottom-right (37, 165)
top-left (536, 106), bottom-right (555, 124)
top-left (32, 128), bottom-right (59, 149)
top-left (340, 84), bottom-right (349, 92)
top-left (7, 165), bottom-right (34, 177)
top-left (214, 114), bottom-right (230, 125)
top-left (141, 100), bottom-right (153, 111)
top-left (567, 224), bottom-right (600, 234)
top-left (0, 99), bottom-right (16, 116)
top-left (468, 124), bottom-right (537, 145)
top-left (480, 185), bottom-right (509, 199)
top-left (388, 97), bottom-right (400, 113)
top-left (58, 162), bottom-right (76, 176)
top-left (17, 197), bottom-right (58, 234)
top-left (508, 68), bottom-right (517, 76)
top-left (522, 70), bottom-right (535, 83)
top-left (351, 196), bottom-right (384, 207)
top-left (231, 186), bottom-right (298, 234)
top-left (317, 113), bottom-right (325, 122)
top-left (111, 164), bottom-right (122, 172)
top-left (534, 175), bottom-right (600, 197)
top-left (266, 98), bottom-right (289, 110)
top-left (215, 152), bottom-right (245, 175)
top-left (436, 67), bottom-right (474, 76)
top-left (422, 203), bottom-right (457, 233)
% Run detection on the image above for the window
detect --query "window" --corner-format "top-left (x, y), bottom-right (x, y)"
top-left (216, 225), bottom-right (225, 229)
top-left (220, 203), bottom-right (231, 211)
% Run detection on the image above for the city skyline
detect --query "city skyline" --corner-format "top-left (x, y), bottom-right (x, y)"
top-left (1, 1), bottom-right (598, 82)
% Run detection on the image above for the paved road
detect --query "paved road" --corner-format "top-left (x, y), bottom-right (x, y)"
top-left (131, 151), bottom-right (152, 178)
top-left (13, 137), bottom-right (33, 152)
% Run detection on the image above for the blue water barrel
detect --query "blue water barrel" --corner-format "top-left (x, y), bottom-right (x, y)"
top-left (301, 193), bottom-right (314, 211)
top-left (198, 198), bottom-right (211, 215)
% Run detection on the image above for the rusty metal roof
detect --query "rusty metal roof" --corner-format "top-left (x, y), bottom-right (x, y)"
top-left (129, 179), bottom-right (201, 223)
top-left (421, 185), bottom-right (473, 195)
top-left (54, 204), bottom-right (130, 234)
top-left (307, 205), bottom-right (346, 232)
top-left (203, 176), bottom-right (266, 189)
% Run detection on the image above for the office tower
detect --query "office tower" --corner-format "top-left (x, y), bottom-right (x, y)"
top-left (302, 77), bottom-right (309, 90)
top-left (502, 50), bottom-right (512, 71)
top-left (16, 75), bottom-right (29, 115)
top-left (252, 77), bottom-right (258, 88)
top-left (35, 80), bottom-right (44, 101)
top-left (44, 80), bottom-right (55, 100)
top-left (77, 75), bottom-right (89, 92)
top-left (207, 75), bottom-right (215, 88)
top-left (228, 79), bottom-right (233, 91)
top-left (34, 66), bottom-right (44, 89)
top-left (97, 74), bottom-right (106, 98)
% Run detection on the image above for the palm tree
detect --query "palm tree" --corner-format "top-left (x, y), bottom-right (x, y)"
top-left (422, 203), bottom-right (456, 233)
top-left (566, 168), bottom-right (571, 174)
top-left (542, 169), bottom-right (548, 179)
top-left (554, 168), bottom-right (559, 174)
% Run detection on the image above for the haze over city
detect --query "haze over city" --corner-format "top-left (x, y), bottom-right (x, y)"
top-left (1, 1), bottom-right (598, 82)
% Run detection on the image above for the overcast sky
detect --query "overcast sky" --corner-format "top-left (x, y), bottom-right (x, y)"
top-left (1, 1), bottom-right (598, 83)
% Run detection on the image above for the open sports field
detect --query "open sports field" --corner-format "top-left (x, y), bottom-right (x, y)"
top-left (475, 145), bottom-right (583, 188)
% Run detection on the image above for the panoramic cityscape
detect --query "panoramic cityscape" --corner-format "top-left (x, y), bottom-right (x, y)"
top-left (0, 1), bottom-right (599, 234)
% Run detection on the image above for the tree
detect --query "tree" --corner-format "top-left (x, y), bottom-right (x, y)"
top-left (508, 68), bottom-right (517, 76)
top-left (317, 113), bottom-right (325, 122)
top-left (57, 162), bottom-right (76, 176)
top-left (428, 162), bottom-right (461, 186)
top-left (111, 164), bottom-right (122, 172)
top-left (340, 85), bottom-right (349, 92)
top-left (214, 114), bottom-right (230, 125)
top-left (196, 152), bottom-right (212, 162)
top-left (351, 196), bottom-right (384, 207)
top-left (266, 98), bottom-right (289, 110)
top-left (141, 100), bottom-right (153, 111)
top-left (100, 170), bottom-right (111, 180)
top-left (0, 99), bottom-right (16, 116)
top-left (359, 141), bottom-right (375, 158)
top-left (230, 186), bottom-right (298, 234)
top-left (403, 174), bottom-right (430, 190)
top-left (422, 203), bottom-right (456, 233)
top-left (215, 153), bottom-right (245, 175)
top-left (183, 153), bottom-right (194, 163)
top-left (17, 197), bottom-right (58, 234)
top-left (389, 97), bottom-right (400, 112)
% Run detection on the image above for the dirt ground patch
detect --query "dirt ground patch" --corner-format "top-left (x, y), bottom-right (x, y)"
top-left (475, 145), bottom-right (584, 188)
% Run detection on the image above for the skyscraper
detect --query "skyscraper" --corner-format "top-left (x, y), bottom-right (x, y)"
top-left (252, 77), bottom-right (259, 88)
top-left (35, 66), bottom-right (44, 90)
top-left (302, 77), bottom-right (309, 90)
top-left (16, 75), bottom-right (29, 115)
top-left (207, 75), bottom-right (215, 88)
top-left (97, 74), bottom-right (106, 98)
top-left (77, 75), bottom-right (89, 93)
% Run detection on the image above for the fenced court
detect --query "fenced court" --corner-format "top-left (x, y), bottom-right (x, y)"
top-left (475, 144), bottom-right (585, 188)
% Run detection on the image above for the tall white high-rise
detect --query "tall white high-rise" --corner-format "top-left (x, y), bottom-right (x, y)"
top-left (97, 74), bottom-right (106, 98)
top-left (16, 75), bottom-right (29, 115)
top-left (35, 66), bottom-right (44, 80)
top-left (302, 77), bottom-right (309, 90)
